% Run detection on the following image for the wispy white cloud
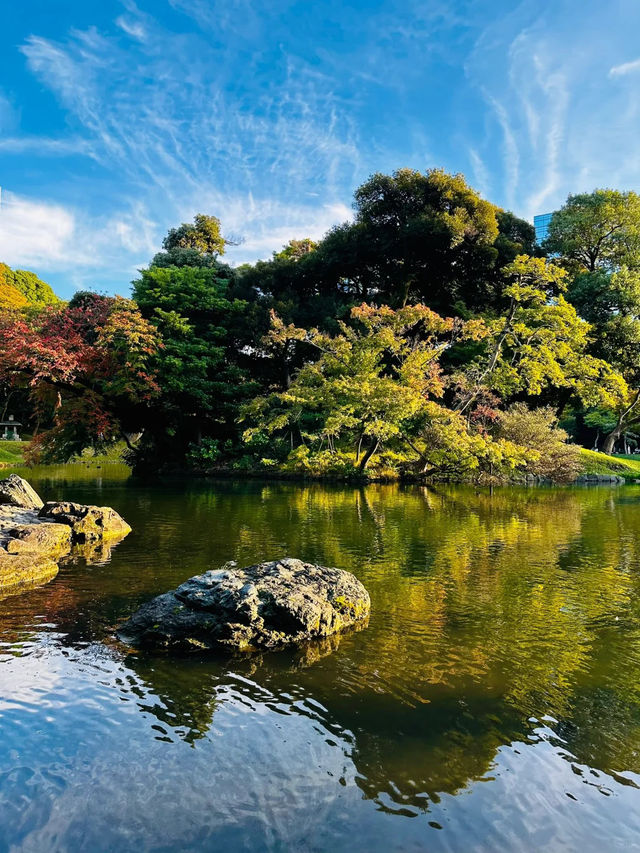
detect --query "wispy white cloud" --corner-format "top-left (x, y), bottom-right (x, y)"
top-left (11, 11), bottom-right (364, 286)
top-left (609, 57), bottom-right (640, 77)
top-left (7, 0), bottom-right (640, 294)
top-left (0, 189), bottom-right (158, 292)
top-left (223, 201), bottom-right (353, 261)
top-left (0, 92), bottom-right (18, 133)
top-left (461, 0), bottom-right (640, 219)
top-left (481, 91), bottom-right (520, 210)
top-left (115, 16), bottom-right (147, 41)
top-left (468, 147), bottom-right (490, 199)
top-left (0, 136), bottom-right (95, 156)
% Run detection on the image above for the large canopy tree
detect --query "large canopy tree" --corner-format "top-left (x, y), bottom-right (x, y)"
top-left (454, 255), bottom-right (625, 416)
top-left (238, 168), bottom-right (535, 327)
top-left (241, 304), bottom-right (528, 478)
top-left (550, 191), bottom-right (640, 451)
top-left (131, 260), bottom-right (259, 466)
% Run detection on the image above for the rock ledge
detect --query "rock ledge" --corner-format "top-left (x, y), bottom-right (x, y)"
top-left (0, 475), bottom-right (131, 597)
top-left (119, 557), bottom-right (370, 652)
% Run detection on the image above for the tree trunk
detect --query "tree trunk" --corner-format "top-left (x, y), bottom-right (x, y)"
top-left (602, 430), bottom-right (620, 455)
top-left (602, 390), bottom-right (640, 456)
top-left (358, 438), bottom-right (379, 473)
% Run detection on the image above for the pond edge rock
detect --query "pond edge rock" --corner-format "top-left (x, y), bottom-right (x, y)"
top-left (0, 475), bottom-right (131, 597)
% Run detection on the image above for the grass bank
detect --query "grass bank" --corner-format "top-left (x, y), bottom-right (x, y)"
top-left (0, 440), bottom-right (27, 467)
top-left (579, 448), bottom-right (640, 481)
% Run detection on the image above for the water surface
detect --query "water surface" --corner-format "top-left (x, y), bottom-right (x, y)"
top-left (2, 467), bottom-right (640, 851)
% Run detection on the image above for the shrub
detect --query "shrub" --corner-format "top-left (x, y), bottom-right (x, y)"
top-left (496, 403), bottom-right (581, 483)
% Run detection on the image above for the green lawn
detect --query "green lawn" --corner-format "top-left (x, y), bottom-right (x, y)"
top-left (579, 448), bottom-right (640, 480)
top-left (0, 440), bottom-right (27, 466)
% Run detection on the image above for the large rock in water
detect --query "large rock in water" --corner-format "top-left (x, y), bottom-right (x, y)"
top-left (0, 474), bottom-right (44, 510)
top-left (119, 557), bottom-right (371, 652)
top-left (39, 501), bottom-right (132, 542)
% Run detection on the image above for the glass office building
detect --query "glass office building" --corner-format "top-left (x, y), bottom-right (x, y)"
top-left (534, 212), bottom-right (553, 244)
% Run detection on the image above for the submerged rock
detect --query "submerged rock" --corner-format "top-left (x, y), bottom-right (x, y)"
top-left (0, 474), bottom-right (44, 510)
top-left (39, 501), bottom-right (132, 542)
top-left (0, 476), bottom-right (131, 598)
top-left (119, 557), bottom-right (371, 652)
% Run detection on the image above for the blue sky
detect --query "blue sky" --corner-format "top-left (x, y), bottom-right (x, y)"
top-left (1, 0), bottom-right (640, 298)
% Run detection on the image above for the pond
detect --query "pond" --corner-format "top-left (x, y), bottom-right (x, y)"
top-left (2, 467), bottom-right (640, 851)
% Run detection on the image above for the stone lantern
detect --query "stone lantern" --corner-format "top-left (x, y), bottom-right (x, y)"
top-left (0, 415), bottom-right (21, 441)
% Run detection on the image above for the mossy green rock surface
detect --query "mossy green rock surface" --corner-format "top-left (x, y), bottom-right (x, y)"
top-left (39, 501), bottom-right (132, 542)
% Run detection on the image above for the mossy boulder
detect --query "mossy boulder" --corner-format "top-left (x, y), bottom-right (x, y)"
top-left (119, 557), bottom-right (371, 652)
top-left (4, 522), bottom-right (72, 557)
top-left (39, 501), bottom-right (132, 542)
top-left (0, 551), bottom-right (59, 598)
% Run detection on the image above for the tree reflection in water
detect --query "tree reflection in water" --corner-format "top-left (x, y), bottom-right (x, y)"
top-left (2, 475), bottom-right (640, 843)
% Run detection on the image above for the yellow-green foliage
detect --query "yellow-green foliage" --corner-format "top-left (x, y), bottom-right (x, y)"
top-left (0, 263), bottom-right (59, 306)
top-left (243, 305), bottom-right (535, 480)
top-left (498, 404), bottom-right (582, 483)
top-left (0, 281), bottom-right (28, 310)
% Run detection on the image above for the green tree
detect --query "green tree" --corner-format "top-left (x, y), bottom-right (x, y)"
top-left (163, 213), bottom-right (229, 257)
top-left (455, 255), bottom-right (625, 415)
top-left (132, 264), bottom-right (257, 466)
top-left (242, 304), bottom-right (527, 479)
top-left (545, 189), bottom-right (640, 273)
top-left (273, 238), bottom-right (318, 261)
top-left (342, 167), bottom-right (501, 310)
top-left (238, 169), bottom-right (536, 328)
top-left (567, 267), bottom-right (640, 452)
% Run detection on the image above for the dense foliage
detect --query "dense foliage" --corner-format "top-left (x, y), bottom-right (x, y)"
top-left (0, 292), bottom-right (159, 461)
top-left (4, 174), bottom-right (640, 481)
top-left (0, 263), bottom-right (59, 306)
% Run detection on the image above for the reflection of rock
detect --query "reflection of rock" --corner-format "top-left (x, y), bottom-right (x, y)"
top-left (0, 476), bottom-right (131, 597)
top-left (39, 501), bottom-right (132, 542)
top-left (119, 557), bottom-right (371, 652)
top-left (0, 473), bottom-right (44, 510)
top-left (125, 654), bottom-right (221, 744)
top-left (119, 632), bottom-right (515, 816)
top-left (66, 535), bottom-right (126, 566)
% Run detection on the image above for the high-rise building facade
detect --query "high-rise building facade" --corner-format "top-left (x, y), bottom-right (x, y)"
top-left (534, 213), bottom-right (553, 244)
